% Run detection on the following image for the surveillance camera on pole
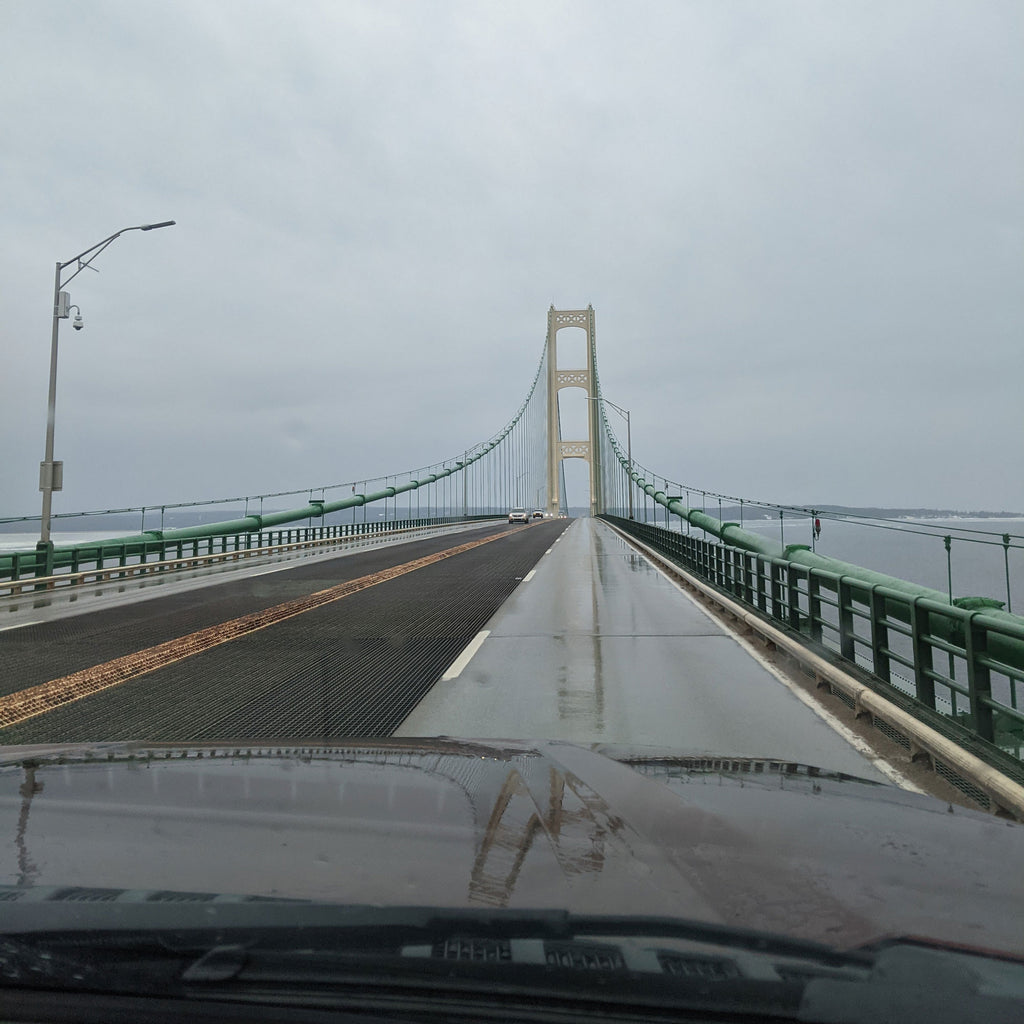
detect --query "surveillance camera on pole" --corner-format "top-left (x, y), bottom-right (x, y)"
top-left (66, 303), bottom-right (85, 332)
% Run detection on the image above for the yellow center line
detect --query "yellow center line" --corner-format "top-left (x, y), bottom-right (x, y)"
top-left (0, 528), bottom-right (516, 731)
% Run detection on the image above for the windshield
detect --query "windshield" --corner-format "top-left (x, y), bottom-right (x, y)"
top-left (2, 2), bottom-right (1023, 1020)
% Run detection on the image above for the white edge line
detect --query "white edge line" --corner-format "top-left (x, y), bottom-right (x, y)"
top-left (636, 543), bottom-right (924, 793)
top-left (0, 620), bottom-right (43, 632)
top-left (522, 569), bottom-right (536, 583)
top-left (442, 630), bottom-right (491, 681)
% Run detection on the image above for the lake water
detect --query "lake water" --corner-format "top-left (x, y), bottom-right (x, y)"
top-left (736, 515), bottom-right (1023, 612)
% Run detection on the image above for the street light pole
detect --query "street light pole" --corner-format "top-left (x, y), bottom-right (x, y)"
top-left (39, 260), bottom-right (64, 548)
top-left (587, 396), bottom-right (632, 520)
top-left (37, 220), bottom-right (175, 573)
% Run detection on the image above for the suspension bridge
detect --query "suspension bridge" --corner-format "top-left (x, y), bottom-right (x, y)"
top-left (2, 307), bottom-right (1023, 821)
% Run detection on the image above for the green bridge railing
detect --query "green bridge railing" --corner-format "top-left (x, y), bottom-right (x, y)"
top-left (0, 515), bottom-right (496, 584)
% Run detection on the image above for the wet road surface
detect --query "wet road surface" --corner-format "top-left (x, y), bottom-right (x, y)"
top-left (396, 519), bottom-right (891, 781)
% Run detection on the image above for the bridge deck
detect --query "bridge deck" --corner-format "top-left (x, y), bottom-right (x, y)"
top-left (397, 519), bottom-right (891, 781)
top-left (1, 517), bottom-right (891, 783)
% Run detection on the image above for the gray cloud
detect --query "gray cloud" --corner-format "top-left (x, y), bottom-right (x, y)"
top-left (2, 0), bottom-right (1021, 517)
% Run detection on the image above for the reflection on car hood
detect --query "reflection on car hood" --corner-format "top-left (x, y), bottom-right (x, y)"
top-left (0, 738), bottom-right (1021, 954)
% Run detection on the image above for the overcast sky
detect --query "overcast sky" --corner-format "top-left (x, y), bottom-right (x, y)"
top-left (2, 0), bottom-right (1021, 519)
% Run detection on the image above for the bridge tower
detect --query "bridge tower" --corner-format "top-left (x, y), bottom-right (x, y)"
top-left (546, 305), bottom-right (602, 516)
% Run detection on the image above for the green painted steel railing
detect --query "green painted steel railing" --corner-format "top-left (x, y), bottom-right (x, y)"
top-left (0, 515), bottom-right (499, 583)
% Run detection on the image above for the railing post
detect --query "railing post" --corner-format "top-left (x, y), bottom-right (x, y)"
top-left (909, 597), bottom-right (936, 710)
top-left (807, 573), bottom-right (823, 643)
top-left (869, 588), bottom-right (891, 683)
top-left (837, 578), bottom-right (855, 662)
top-left (964, 612), bottom-right (994, 742)
top-left (787, 566), bottom-right (801, 631)
top-left (770, 560), bottom-right (783, 621)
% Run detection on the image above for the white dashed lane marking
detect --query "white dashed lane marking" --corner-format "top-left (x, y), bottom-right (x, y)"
top-left (441, 630), bottom-right (491, 681)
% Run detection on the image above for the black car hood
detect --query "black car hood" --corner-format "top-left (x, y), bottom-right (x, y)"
top-left (0, 738), bottom-right (1021, 955)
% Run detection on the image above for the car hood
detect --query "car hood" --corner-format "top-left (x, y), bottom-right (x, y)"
top-left (0, 738), bottom-right (1021, 954)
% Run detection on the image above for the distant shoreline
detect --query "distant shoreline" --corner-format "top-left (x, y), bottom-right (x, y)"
top-left (810, 505), bottom-right (1023, 520)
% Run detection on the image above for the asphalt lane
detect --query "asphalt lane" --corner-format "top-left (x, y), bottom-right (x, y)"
top-left (0, 520), bottom-right (568, 744)
top-left (395, 519), bottom-right (891, 781)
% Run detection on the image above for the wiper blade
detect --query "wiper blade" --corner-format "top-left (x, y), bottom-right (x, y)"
top-left (7, 915), bottom-right (1022, 1022)
top-left (3, 906), bottom-right (868, 968)
top-left (0, 907), bottom-right (871, 1010)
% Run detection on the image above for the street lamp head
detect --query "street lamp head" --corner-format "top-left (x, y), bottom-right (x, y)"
top-left (140, 220), bottom-right (176, 231)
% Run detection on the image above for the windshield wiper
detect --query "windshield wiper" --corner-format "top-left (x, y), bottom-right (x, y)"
top-left (3, 910), bottom-right (1022, 1023)
top-left (2, 906), bottom-right (869, 967)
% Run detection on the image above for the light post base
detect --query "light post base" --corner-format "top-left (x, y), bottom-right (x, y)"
top-left (35, 540), bottom-right (54, 583)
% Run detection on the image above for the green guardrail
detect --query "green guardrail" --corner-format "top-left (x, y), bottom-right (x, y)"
top-left (0, 515), bottom-right (502, 583)
top-left (11, 464), bottom-right (493, 579)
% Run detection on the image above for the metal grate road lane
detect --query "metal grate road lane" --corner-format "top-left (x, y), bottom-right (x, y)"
top-left (0, 520), bottom-right (569, 743)
top-left (0, 523), bottom-right (514, 695)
